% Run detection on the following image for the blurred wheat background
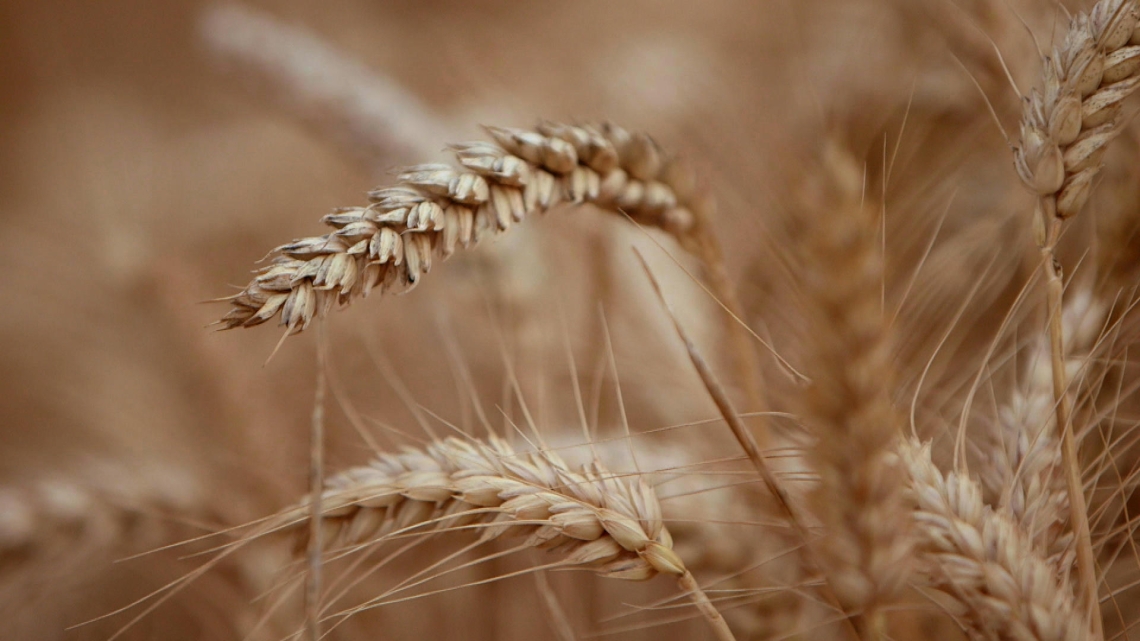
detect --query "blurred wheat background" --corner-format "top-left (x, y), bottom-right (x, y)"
top-left (2, 0), bottom-right (1139, 639)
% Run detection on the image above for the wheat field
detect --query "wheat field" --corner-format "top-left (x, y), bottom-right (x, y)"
top-left (2, 0), bottom-right (1140, 639)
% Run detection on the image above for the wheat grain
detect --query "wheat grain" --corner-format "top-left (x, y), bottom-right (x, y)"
top-left (265, 435), bottom-right (736, 640)
top-left (901, 439), bottom-right (1089, 641)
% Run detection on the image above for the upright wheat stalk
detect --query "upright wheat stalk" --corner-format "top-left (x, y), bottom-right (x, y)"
top-left (1013, 2), bottom-right (1140, 632)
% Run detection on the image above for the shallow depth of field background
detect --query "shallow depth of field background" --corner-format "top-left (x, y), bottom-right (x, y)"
top-left (2, 1), bottom-right (1137, 639)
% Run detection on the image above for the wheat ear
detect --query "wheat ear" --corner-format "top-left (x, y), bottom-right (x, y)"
top-left (901, 439), bottom-right (1089, 641)
top-left (790, 143), bottom-right (912, 637)
top-left (1012, 1), bottom-right (1140, 631)
top-left (266, 435), bottom-right (736, 641)
top-left (218, 122), bottom-right (694, 332)
top-left (981, 289), bottom-right (1105, 573)
top-left (0, 470), bottom-right (199, 567)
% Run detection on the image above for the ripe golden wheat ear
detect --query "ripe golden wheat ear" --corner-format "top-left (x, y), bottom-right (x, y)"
top-left (790, 142), bottom-right (913, 637)
top-left (259, 435), bottom-right (735, 640)
top-left (216, 118), bottom-right (763, 411)
top-left (217, 121), bottom-right (720, 335)
top-left (900, 438), bottom-right (1088, 641)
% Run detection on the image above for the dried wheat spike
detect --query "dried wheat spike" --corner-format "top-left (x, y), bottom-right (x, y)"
top-left (1011, 2), bottom-right (1135, 631)
top-left (266, 435), bottom-right (736, 639)
top-left (273, 435), bottom-right (681, 579)
top-left (217, 122), bottom-right (710, 334)
top-left (795, 143), bottom-right (912, 628)
top-left (901, 439), bottom-right (1089, 641)
top-left (0, 472), bottom-right (195, 566)
top-left (1015, 0), bottom-right (1140, 222)
top-left (980, 290), bottom-right (1105, 573)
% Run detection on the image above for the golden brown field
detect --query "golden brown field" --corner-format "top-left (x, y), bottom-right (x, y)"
top-left (2, 0), bottom-right (1140, 639)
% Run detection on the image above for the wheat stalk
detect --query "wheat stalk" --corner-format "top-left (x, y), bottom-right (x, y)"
top-left (264, 435), bottom-right (736, 640)
top-left (901, 439), bottom-right (1090, 641)
top-left (1012, 2), bottom-right (1140, 631)
top-left (200, 4), bottom-right (441, 164)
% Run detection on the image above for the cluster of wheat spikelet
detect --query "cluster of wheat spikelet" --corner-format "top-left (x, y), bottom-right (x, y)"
top-left (75, 0), bottom-right (1140, 639)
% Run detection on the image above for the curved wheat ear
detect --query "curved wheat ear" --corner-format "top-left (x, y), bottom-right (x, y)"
top-left (901, 439), bottom-right (1089, 641)
top-left (1015, 0), bottom-right (1140, 223)
top-left (218, 121), bottom-right (714, 334)
top-left (267, 435), bottom-right (735, 640)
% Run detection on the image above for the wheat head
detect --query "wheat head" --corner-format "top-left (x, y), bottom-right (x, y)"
top-left (217, 122), bottom-right (714, 336)
top-left (264, 434), bottom-right (735, 639)
top-left (901, 439), bottom-right (1089, 641)
top-left (1015, 0), bottom-right (1140, 225)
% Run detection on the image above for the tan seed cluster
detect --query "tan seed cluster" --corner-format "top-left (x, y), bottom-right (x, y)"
top-left (902, 440), bottom-right (1089, 641)
top-left (795, 143), bottom-right (913, 621)
top-left (269, 436), bottom-right (686, 581)
top-left (218, 121), bottom-right (708, 334)
top-left (981, 290), bottom-right (1105, 574)
top-left (1015, 0), bottom-right (1140, 222)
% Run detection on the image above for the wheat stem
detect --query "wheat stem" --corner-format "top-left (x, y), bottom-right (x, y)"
top-left (689, 210), bottom-right (766, 413)
top-left (1043, 218), bottom-right (1102, 638)
top-left (634, 248), bottom-right (864, 640)
top-left (199, 4), bottom-right (440, 163)
top-left (677, 569), bottom-right (736, 641)
top-left (304, 339), bottom-right (327, 641)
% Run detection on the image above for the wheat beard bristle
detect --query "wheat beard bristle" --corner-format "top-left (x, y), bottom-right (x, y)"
top-left (216, 121), bottom-right (711, 336)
